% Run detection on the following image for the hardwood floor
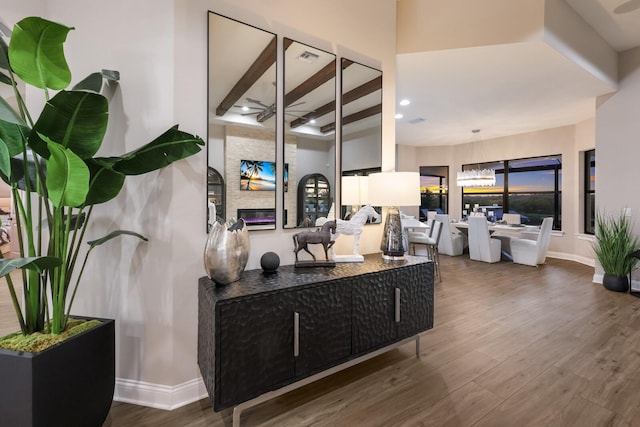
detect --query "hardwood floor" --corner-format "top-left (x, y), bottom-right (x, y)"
top-left (5, 256), bottom-right (640, 425)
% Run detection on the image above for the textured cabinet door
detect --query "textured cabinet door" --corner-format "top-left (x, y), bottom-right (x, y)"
top-left (217, 292), bottom-right (295, 408)
top-left (295, 281), bottom-right (352, 377)
top-left (396, 264), bottom-right (433, 339)
top-left (352, 273), bottom-right (397, 355)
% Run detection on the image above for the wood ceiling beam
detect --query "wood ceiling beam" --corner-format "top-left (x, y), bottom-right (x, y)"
top-left (290, 75), bottom-right (382, 129)
top-left (320, 103), bottom-right (382, 134)
top-left (215, 38), bottom-right (294, 117)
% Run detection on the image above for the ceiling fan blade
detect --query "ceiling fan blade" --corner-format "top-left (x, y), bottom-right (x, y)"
top-left (233, 105), bottom-right (262, 110)
top-left (614, 0), bottom-right (640, 14)
top-left (241, 111), bottom-right (261, 116)
top-left (288, 101), bottom-right (306, 108)
top-left (246, 98), bottom-right (271, 108)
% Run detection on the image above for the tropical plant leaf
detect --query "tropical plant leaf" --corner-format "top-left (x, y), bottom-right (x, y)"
top-left (0, 118), bottom-right (28, 155)
top-left (8, 17), bottom-right (73, 90)
top-left (0, 70), bottom-right (10, 85)
top-left (29, 90), bottom-right (108, 159)
top-left (0, 96), bottom-right (26, 126)
top-left (0, 256), bottom-right (61, 278)
top-left (6, 151), bottom-right (40, 190)
top-left (72, 72), bottom-right (103, 92)
top-left (0, 138), bottom-right (10, 177)
top-left (44, 137), bottom-right (90, 207)
top-left (0, 36), bottom-right (9, 71)
top-left (87, 230), bottom-right (148, 249)
top-left (106, 125), bottom-right (204, 175)
top-left (83, 159), bottom-right (125, 206)
top-left (101, 69), bottom-right (120, 82)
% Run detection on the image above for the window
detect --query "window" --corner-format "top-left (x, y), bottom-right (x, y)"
top-left (462, 155), bottom-right (562, 230)
top-left (585, 149), bottom-right (595, 234)
top-left (419, 166), bottom-right (448, 220)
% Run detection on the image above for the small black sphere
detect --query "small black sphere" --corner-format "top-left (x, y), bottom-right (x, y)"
top-left (260, 252), bottom-right (280, 273)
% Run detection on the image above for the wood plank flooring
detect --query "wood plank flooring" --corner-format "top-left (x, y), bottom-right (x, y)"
top-left (5, 256), bottom-right (640, 426)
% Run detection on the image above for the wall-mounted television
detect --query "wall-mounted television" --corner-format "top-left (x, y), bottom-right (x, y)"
top-left (240, 160), bottom-right (288, 191)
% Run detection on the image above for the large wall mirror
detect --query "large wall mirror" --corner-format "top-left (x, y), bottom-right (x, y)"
top-left (207, 12), bottom-right (277, 231)
top-left (283, 38), bottom-right (336, 228)
top-left (340, 60), bottom-right (382, 223)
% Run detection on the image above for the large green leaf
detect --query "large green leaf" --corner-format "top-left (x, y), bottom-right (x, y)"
top-left (0, 138), bottom-right (9, 177)
top-left (83, 159), bottom-right (125, 206)
top-left (0, 96), bottom-right (26, 126)
top-left (29, 90), bottom-right (108, 159)
top-left (0, 71), bottom-right (10, 85)
top-left (0, 118), bottom-right (28, 155)
top-left (72, 72), bottom-right (103, 92)
top-left (8, 17), bottom-right (73, 90)
top-left (0, 256), bottom-right (61, 278)
top-left (44, 138), bottom-right (89, 207)
top-left (0, 36), bottom-right (9, 71)
top-left (105, 125), bottom-right (203, 176)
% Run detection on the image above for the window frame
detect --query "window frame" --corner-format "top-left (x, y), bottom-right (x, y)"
top-left (584, 149), bottom-right (595, 235)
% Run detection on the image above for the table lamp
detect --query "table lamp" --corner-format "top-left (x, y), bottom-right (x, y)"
top-left (367, 171), bottom-right (421, 260)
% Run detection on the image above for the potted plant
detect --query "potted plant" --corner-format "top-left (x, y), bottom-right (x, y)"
top-left (0, 16), bottom-right (203, 426)
top-left (593, 211), bottom-right (640, 292)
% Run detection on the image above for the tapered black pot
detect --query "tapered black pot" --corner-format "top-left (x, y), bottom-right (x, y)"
top-left (603, 274), bottom-right (629, 292)
top-left (0, 317), bottom-right (115, 427)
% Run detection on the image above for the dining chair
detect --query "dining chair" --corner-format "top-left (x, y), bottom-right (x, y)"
top-left (467, 216), bottom-right (502, 263)
top-left (502, 213), bottom-right (521, 224)
top-left (435, 214), bottom-right (465, 256)
top-left (510, 217), bottom-right (554, 266)
top-left (408, 220), bottom-right (442, 281)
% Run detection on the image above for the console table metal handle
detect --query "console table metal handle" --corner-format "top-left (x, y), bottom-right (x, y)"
top-left (293, 312), bottom-right (300, 357)
top-left (395, 288), bottom-right (401, 323)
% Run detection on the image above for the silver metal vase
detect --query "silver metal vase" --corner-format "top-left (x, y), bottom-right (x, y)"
top-left (204, 218), bottom-right (250, 285)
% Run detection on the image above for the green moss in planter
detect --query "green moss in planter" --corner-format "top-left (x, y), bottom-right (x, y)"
top-left (0, 319), bottom-right (101, 353)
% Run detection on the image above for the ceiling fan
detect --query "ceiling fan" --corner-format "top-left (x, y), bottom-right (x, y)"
top-left (234, 98), bottom-right (315, 121)
top-left (614, 0), bottom-right (640, 14)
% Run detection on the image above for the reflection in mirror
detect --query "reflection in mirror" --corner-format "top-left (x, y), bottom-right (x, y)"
top-left (208, 12), bottom-right (277, 231)
top-left (340, 60), bottom-right (382, 223)
top-left (283, 38), bottom-right (336, 228)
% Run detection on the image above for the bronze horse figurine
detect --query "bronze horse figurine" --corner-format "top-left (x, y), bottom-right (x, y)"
top-left (293, 220), bottom-right (336, 261)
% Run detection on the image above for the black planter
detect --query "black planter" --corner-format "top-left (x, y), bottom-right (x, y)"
top-left (603, 274), bottom-right (629, 292)
top-left (0, 317), bottom-right (115, 427)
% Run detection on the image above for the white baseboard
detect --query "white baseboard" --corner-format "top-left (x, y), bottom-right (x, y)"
top-left (114, 377), bottom-right (208, 410)
top-left (546, 251), bottom-right (595, 268)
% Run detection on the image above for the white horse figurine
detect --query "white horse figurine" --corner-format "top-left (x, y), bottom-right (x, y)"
top-left (331, 204), bottom-right (380, 261)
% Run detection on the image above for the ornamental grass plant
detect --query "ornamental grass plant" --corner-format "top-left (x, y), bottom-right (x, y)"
top-left (593, 211), bottom-right (640, 277)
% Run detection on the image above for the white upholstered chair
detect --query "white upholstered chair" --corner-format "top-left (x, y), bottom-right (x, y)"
top-left (502, 213), bottom-right (521, 224)
top-left (408, 220), bottom-right (443, 281)
top-left (435, 214), bottom-right (465, 256)
top-left (510, 217), bottom-right (554, 266)
top-left (467, 216), bottom-right (502, 263)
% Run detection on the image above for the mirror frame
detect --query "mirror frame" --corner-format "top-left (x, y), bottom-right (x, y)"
top-left (282, 38), bottom-right (337, 229)
top-left (339, 59), bottom-right (383, 223)
top-left (207, 12), bottom-right (278, 231)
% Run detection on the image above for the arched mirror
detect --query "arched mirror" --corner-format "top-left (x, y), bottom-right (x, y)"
top-left (283, 38), bottom-right (336, 228)
top-left (340, 60), bottom-right (382, 223)
top-left (207, 12), bottom-right (277, 231)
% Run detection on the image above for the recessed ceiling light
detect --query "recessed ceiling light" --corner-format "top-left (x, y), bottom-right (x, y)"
top-left (242, 106), bottom-right (249, 112)
top-left (310, 119), bottom-right (316, 124)
top-left (399, 99), bottom-right (410, 106)
top-left (395, 113), bottom-right (404, 119)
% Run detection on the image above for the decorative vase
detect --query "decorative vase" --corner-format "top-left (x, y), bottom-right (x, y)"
top-left (603, 273), bottom-right (629, 292)
top-left (204, 218), bottom-right (250, 285)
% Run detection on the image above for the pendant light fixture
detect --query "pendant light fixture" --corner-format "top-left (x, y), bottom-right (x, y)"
top-left (456, 129), bottom-right (496, 188)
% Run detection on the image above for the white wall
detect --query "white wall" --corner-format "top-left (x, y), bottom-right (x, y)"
top-left (595, 46), bottom-right (640, 277)
top-left (5, 0), bottom-right (397, 409)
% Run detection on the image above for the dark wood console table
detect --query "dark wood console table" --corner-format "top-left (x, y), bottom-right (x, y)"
top-left (198, 254), bottom-right (434, 426)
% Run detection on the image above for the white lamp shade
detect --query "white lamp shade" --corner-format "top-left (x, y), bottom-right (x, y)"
top-left (341, 176), bottom-right (369, 205)
top-left (368, 172), bottom-right (420, 207)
